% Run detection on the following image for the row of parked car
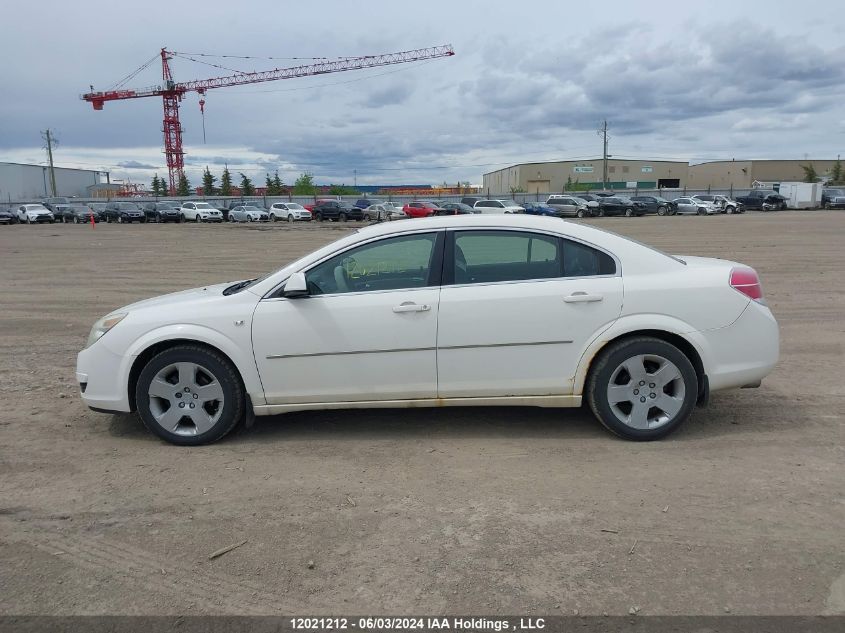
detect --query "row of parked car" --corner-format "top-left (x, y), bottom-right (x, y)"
top-left (2, 189), bottom-right (788, 227)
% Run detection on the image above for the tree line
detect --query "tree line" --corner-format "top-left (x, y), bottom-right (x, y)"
top-left (150, 167), bottom-right (360, 197)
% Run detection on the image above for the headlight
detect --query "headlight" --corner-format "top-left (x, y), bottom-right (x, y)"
top-left (85, 313), bottom-right (127, 349)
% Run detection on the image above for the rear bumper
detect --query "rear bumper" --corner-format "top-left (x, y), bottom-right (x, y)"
top-left (697, 301), bottom-right (779, 392)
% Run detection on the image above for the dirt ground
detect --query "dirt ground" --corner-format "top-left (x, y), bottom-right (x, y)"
top-left (0, 212), bottom-right (842, 616)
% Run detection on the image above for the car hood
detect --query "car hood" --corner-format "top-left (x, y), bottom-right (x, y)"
top-left (118, 281), bottom-right (242, 313)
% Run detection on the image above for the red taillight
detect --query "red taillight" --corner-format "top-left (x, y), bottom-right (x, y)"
top-left (730, 267), bottom-right (764, 302)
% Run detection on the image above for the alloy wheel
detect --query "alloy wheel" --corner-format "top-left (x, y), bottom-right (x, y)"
top-left (606, 354), bottom-right (686, 430)
top-left (147, 362), bottom-right (225, 436)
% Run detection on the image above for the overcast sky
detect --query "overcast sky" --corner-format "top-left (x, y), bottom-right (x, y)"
top-left (1, 0), bottom-right (843, 186)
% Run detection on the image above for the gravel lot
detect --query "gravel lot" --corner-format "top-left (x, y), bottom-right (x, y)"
top-left (0, 212), bottom-right (842, 616)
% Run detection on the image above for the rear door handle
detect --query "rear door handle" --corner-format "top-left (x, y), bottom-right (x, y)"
top-left (564, 292), bottom-right (604, 303)
top-left (393, 302), bottom-right (431, 313)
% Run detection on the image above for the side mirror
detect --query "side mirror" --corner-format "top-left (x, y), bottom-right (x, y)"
top-left (282, 272), bottom-right (309, 298)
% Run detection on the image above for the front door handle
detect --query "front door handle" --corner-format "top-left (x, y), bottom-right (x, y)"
top-left (564, 292), bottom-right (604, 303)
top-left (392, 302), bottom-right (431, 313)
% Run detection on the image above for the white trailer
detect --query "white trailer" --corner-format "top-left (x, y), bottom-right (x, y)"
top-left (776, 182), bottom-right (821, 209)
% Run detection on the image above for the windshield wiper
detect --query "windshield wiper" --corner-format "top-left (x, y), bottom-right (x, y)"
top-left (223, 279), bottom-right (255, 295)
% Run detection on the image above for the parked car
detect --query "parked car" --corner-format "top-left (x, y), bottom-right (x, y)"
top-left (142, 201), bottom-right (182, 223)
top-left (595, 196), bottom-right (647, 217)
top-left (545, 196), bottom-right (591, 217)
top-left (229, 205), bottom-right (269, 222)
top-left (267, 202), bottom-right (311, 222)
top-left (630, 196), bottom-right (676, 215)
top-left (76, 214), bottom-right (779, 446)
top-left (570, 193), bottom-right (602, 210)
top-left (311, 200), bottom-right (364, 222)
top-left (63, 204), bottom-right (100, 223)
top-left (354, 198), bottom-right (382, 210)
top-left (694, 195), bottom-right (743, 214)
top-left (364, 204), bottom-right (408, 221)
top-left (521, 202), bottom-right (561, 217)
top-left (43, 197), bottom-right (72, 217)
top-left (735, 190), bottom-right (787, 211)
top-left (402, 201), bottom-right (445, 218)
top-left (473, 199), bottom-right (525, 214)
top-left (821, 188), bottom-right (845, 209)
top-left (17, 204), bottom-right (55, 224)
top-left (180, 201), bottom-right (223, 222)
top-left (460, 196), bottom-right (484, 207)
top-left (436, 202), bottom-right (477, 215)
top-left (103, 201), bottom-right (145, 223)
top-left (89, 202), bottom-right (107, 216)
top-left (0, 207), bottom-right (16, 224)
top-left (672, 197), bottom-right (718, 215)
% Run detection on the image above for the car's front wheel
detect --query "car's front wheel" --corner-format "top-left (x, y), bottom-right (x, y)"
top-left (657, 206), bottom-right (667, 216)
top-left (576, 209), bottom-right (586, 218)
top-left (625, 208), bottom-right (634, 217)
top-left (314, 212), bottom-right (322, 222)
top-left (287, 214), bottom-right (294, 223)
top-left (697, 207), bottom-right (707, 215)
top-left (135, 345), bottom-right (245, 446)
top-left (339, 212), bottom-right (348, 222)
top-left (587, 337), bottom-right (698, 441)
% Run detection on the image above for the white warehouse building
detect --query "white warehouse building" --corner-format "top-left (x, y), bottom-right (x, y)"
top-left (0, 162), bottom-right (105, 201)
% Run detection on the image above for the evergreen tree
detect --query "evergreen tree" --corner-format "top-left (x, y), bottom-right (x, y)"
top-left (220, 165), bottom-right (233, 196)
top-left (201, 167), bottom-right (217, 195)
top-left (800, 163), bottom-right (818, 183)
top-left (293, 172), bottom-right (316, 195)
top-left (830, 158), bottom-right (843, 184)
top-left (176, 172), bottom-right (191, 197)
top-left (272, 171), bottom-right (284, 194)
top-left (240, 173), bottom-right (255, 196)
top-left (150, 174), bottom-right (161, 196)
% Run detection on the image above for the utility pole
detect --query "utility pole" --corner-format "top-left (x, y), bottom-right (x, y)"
top-left (42, 129), bottom-right (58, 197)
top-left (598, 120), bottom-right (609, 190)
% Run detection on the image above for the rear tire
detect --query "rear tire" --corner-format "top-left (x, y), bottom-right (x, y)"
top-left (135, 345), bottom-right (245, 446)
top-left (587, 336), bottom-right (698, 441)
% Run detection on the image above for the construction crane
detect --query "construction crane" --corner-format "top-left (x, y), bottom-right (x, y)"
top-left (83, 45), bottom-right (455, 193)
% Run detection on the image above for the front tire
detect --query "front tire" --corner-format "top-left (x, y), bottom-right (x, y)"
top-left (657, 206), bottom-right (667, 216)
top-left (625, 208), bottom-right (634, 217)
top-left (586, 337), bottom-right (698, 441)
top-left (697, 207), bottom-right (706, 215)
top-left (287, 214), bottom-right (294, 223)
top-left (135, 345), bottom-right (245, 446)
top-left (339, 212), bottom-right (348, 222)
top-left (314, 212), bottom-right (322, 222)
top-left (576, 209), bottom-right (586, 218)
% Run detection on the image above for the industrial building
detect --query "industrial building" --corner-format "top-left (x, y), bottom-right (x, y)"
top-left (482, 159), bottom-right (688, 194)
top-left (687, 159), bottom-right (840, 190)
top-left (0, 162), bottom-right (105, 202)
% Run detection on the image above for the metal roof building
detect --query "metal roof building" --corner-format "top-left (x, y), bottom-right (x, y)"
top-left (0, 162), bottom-right (105, 202)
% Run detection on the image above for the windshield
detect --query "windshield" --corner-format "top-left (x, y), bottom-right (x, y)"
top-left (827, 189), bottom-right (845, 196)
top-left (195, 203), bottom-right (213, 209)
top-left (242, 206), bottom-right (261, 211)
top-left (116, 203), bottom-right (138, 210)
top-left (69, 205), bottom-right (89, 212)
top-left (287, 203), bottom-right (304, 210)
top-left (27, 205), bottom-right (48, 211)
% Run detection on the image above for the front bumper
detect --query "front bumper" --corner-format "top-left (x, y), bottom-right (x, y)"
top-left (76, 343), bottom-right (133, 413)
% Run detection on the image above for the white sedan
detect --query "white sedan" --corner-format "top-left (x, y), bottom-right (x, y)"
top-left (76, 215), bottom-right (778, 445)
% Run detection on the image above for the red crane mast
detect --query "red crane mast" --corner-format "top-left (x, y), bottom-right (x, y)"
top-left (83, 45), bottom-right (455, 193)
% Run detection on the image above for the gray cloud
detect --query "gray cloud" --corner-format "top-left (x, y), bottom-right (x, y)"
top-left (1, 1), bottom-right (843, 185)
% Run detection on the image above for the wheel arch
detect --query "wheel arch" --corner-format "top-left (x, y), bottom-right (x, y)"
top-left (575, 325), bottom-right (707, 403)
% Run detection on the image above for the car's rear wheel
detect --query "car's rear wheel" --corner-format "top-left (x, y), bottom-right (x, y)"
top-left (136, 345), bottom-right (245, 446)
top-left (587, 337), bottom-right (698, 441)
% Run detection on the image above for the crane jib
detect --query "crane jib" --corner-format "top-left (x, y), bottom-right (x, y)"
top-left (81, 44), bottom-right (455, 193)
